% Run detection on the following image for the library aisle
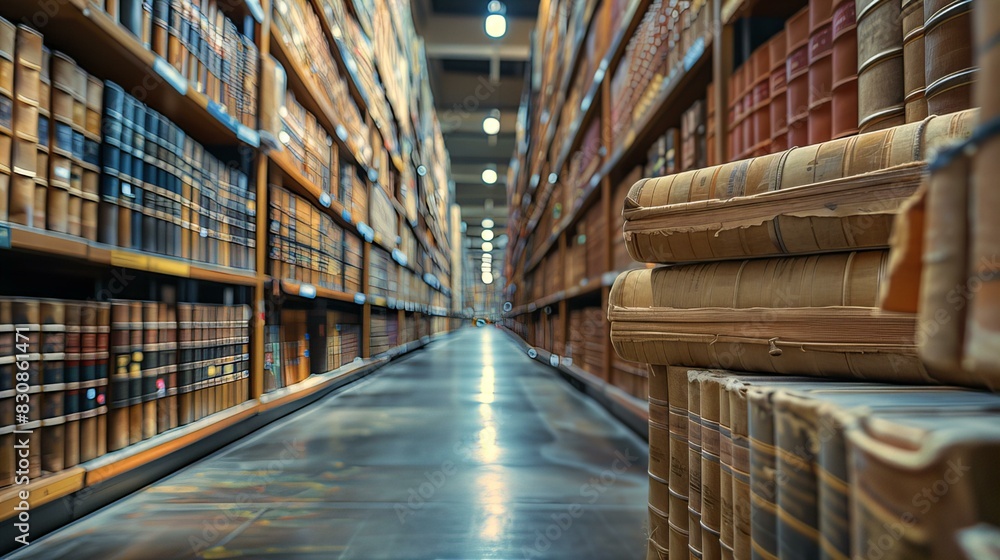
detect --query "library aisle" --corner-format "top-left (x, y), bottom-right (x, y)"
top-left (10, 328), bottom-right (649, 559)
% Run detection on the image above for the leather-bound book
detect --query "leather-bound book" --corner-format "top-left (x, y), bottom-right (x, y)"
top-left (809, 389), bottom-right (1000, 560)
top-left (127, 301), bottom-right (143, 445)
top-left (99, 81), bottom-right (124, 247)
top-left (848, 410), bottom-right (1000, 560)
top-left (697, 372), bottom-right (723, 560)
top-left (62, 303), bottom-right (81, 468)
top-left (924, 0), bottom-right (975, 115)
top-left (168, 0), bottom-right (186, 74)
top-left (750, 47), bottom-right (771, 157)
top-left (108, 302), bottom-right (131, 452)
top-left (831, 0), bottom-right (859, 138)
top-left (786, 7), bottom-right (811, 147)
top-left (35, 47), bottom-right (50, 231)
top-left (608, 251), bottom-right (929, 382)
top-left (10, 25), bottom-right (43, 227)
top-left (622, 111), bottom-right (976, 264)
top-left (49, 52), bottom-right (75, 234)
top-left (79, 302), bottom-right (109, 462)
top-left (118, 0), bottom-right (144, 38)
top-left (683, 100), bottom-right (707, 171)
top-left (809, 0), bottom-right (835, 145)
top-left (80, 74), bottom-right (101, 241)
top-left (647, 365), bottom-right (670, 554)
top-left (707, 81), bottom-right (717, 165)
top-left (742, 56), bottom-right (755, 159)
top-left (964, 0), bottom-right (999, 384)
top-left (857, 0), bottom-right (906, 132)
top-left (39, 300), bottom-right (66, 474)
top-left (687, 371), bottom-right (704, 560)
top-left (0, 17), bottom-right (14, 222)
top-left (730, 63), bottom-right (744, 160)
top-left (770, 30), bottom-right (789, 153)
top-left (901, 0), bottom-right (928, 122)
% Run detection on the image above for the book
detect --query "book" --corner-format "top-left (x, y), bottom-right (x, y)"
top-left (0, 16), bottom-right (13, 222)
top-left (786, 7), bottom-right (811, 148)
top-left (857, 0), bottom-right (905, 132)
top-left (808, 0), bottom-right (835, 145)
top-left (924, 0), bottom-right (975, 116)
top-left (621, 110), bottom-right (976, 264)
top-left (901, 0), bottom-right (928, 122)
top-left (10, 25), bottom-right (43, 227)
top-left (831, 0), bottom-right (859, 139)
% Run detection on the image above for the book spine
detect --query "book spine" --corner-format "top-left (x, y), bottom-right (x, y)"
top-left (857, 0), bottom-right (905, 132)
top-left (108, 302), bottom-right (131, 452)
top-left (700, 374), bottom-right (723, 560)
top-left (62, 303), bottom-right (82, 468)
top-left (786, 7), bottom-right (811, 148)
top-left (750, 48), bottom-right (771, 157)
top-left (830, 0), bottom-right (858, 139)
top-left (924, 0), bottom-right (975, 115)
top-left (728, 382), bottom-right (753, 560)
top-left (127, 301), bottom-right (143, 445)
top-left (769, 30), bottom-right (789, 153)
top-left (10, 25), bottom-right (44, 227)
top-left (808, 0), bottom-right (835, 145)
top-left (36, 48), bottom-right (50, 232)
top-left (817, 409), bottom-right (855, 560)
top-left (719, 381), bottom-right (735, 560)
top-left (774, 393), bottom-right (822, 559)
top-left (688, 371), bottom-right (704, 559)
top-left (965, 0), bottom-right (1000, 380)
top-left (748, 388), bottom-right (779, 559)
top-left (39, 300), bottom-right (66, 474)
top-left (0, 17), bottom-right (14, 222)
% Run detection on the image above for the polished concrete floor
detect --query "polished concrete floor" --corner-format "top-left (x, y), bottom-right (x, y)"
top-left (13, 327), bottom-right (649, 559)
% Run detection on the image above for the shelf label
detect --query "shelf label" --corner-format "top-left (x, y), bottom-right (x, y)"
top-left (0, 224), bottom-right (9, 249)
top-left (527, 348), bottom-right (538, 359)
top-left (298, 283), bottom-right (317, 299)
top-left (387, 297), bottom-right (397, 308)
top-left (319, 193), bottom-right (332, 208)
top-left (684, 37), bottom-right (706, 72)
top-left (245, 0), bottom-right (265, 22)
top-left (153, 57), bottom-right (187, 95)
top-left (373, 296), bottom-right (388, 307)
top-left (391, 249), bottom-right (407, 266)
top-left (353, 293), bottom-right (367, 305)
top-left (341, 209), bottom-right (353, 223)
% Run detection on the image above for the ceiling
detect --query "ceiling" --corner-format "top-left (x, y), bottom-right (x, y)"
top-left (412, 0), bottom-right (539, 245)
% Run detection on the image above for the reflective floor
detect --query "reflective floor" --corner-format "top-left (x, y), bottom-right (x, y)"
top-left (13, 328), bottom-right (649, 559)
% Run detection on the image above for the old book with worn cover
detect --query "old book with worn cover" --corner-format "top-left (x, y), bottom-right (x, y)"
top-left (857, 0), bottom-right (906, 132)
top-left (848, 410), bottom-right (1000, 560)
top-left (901, 0), bottom-right (928, 122)
top-left (688, 370), bottom-right (704, 560)
top-left (608, 251), bottom-right (934, 382)
top-left (924, 0), bottom-right (975, 115)
top-left (622, 110), bottom-right (976, 264)
top-left (786, 7), bottom-right (811, 147)
top-left (831, 0), bottom-right (858, 139)
top-left (808, 0), bottom-right (835, 145)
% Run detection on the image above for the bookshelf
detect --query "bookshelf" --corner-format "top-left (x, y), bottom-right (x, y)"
top-left (0, 0), bottom-right (459, 543)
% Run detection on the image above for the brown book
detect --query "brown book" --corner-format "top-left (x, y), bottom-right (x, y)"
top-left (963, 0), bottom-right (999, 381)
top-left (750, 48), bottom-right (771, 157)
top-left (10, 25), bottom-right (44, 227)
top-left (848, 410), bottom-right (1000, 560)
top-left (769, 30), bottom-right (789, 153)
top-left (901, 0), bottom-right (928, 122)
top-left (648, 366), bottom-right (670, 553)
top-left (924, 0), bottom-right (975, 115)
top-left (831, 0), bottom-right (859, 139)
top-left (808, 0), bottom-right (835, 145)
top-left (699, 373), bottom-right (723, 560)
top-left (786, 7), bottom-right (811, 147)
top-left (857, 0), bottom-right (906, 132)
top-left (0, 16), bottom-right (15, 222)
top-left (688, 371), bottom-right (704, 560)
top-left (62, 303), bottom-right (81, 468)
top-left (622, 111), bottom-right (976, 264)
top-left (682, 101), bottom-right (707, 172)
top-left (609, 251), bottom-right (930, 383)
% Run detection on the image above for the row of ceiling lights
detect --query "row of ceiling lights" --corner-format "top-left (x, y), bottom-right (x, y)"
top-left (481, 217), bottom-right (496, 285)
top-left (482, 3), bottom-right (505, 186)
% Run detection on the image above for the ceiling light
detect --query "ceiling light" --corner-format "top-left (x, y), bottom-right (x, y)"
top-left (485, 3), bottom-right (507, 39)
top-left (482, 272), bottom-right (494, 284)
top-left (481, 229), bottom-right (495, 241)
top-left (481, 241), bottom-right (494, 252)
top-left (482, 167), bottom-right (498, 185)
top-left (483, 110), bottom-right (501, 135)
